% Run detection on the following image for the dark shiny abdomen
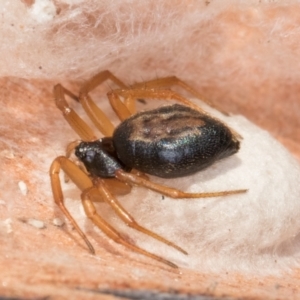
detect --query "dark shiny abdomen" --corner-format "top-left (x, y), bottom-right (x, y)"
top-left (113, 104), bottom-right (239, 178)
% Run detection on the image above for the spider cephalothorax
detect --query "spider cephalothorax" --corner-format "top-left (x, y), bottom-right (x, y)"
top-left (75, 139), bottom-right (124, 178)
top-left (50, 70), bottom-right (246, 268)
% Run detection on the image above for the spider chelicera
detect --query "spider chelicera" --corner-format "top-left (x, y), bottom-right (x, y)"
top-left (50, 70), bottom-right (246, 268)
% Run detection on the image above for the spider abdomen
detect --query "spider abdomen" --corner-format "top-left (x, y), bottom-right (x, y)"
top-left (113, 104), bottom-right (240, 178)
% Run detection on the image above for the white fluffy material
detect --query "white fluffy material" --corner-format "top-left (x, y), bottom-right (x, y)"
top-left (1, 0), bottom-right (300, 86)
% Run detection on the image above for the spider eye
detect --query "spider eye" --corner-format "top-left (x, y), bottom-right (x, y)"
top-left (85, 150), bottom-right (95, 163)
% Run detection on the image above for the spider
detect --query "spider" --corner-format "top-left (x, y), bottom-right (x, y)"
top-left (50, 70), bottom-right (246, 269)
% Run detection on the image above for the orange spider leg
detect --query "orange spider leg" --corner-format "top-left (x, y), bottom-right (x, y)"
top-left (130, 169), bottom-right (149, 181)
top-left (109, 88), bottom-right (208, 121)
top-left (78, 70), bottom-right (130, 135)
top-left (123, 95), bottom-right (136, 115)
top-left (121, 76), bottom-right (209, 115)
top-left (65, 140), bottom-right (81, 158)
top-left (112, 76), bottom-right (210, 116)
top-left (63, 140), bottom-right (82, 183)
top-left (115, 170), bottom-right (247, 199)
top-left (50, 156), bottom-right (97, 254)
top-left (101, 178), bottom-right (132, 196)
top-left (80, 70), bottom-right (127, 94)
top-left (129, 76), bottom-right (231, 114)
top-left (78, 92), bottom-right (115, 137)
top-left (130, 76), bottom-right (212, 106)
top-left (107, 87), bottom-right (203, 121)
top-left (94, 178), bottom-right (187, 255)
top-left (54, 84), bottom-right (96, 141)
top-left (81, 187), bottom-right (178, 268)
top-left (107, 91), bottom-right (132, 121)
top-left (108, 87), bottom-right (204, 122)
